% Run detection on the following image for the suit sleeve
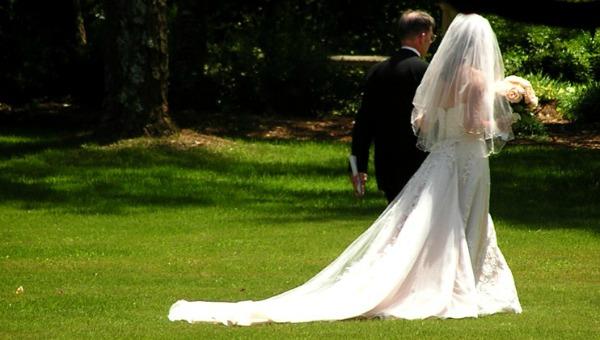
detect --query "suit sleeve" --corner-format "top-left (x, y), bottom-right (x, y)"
top-left (350, 68), bottom-right (377, 173)
top-left (413, 60), bottom-right (428, 86)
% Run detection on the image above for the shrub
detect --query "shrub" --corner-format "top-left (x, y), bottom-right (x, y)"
top-left (492, 17), bottom-right (599, 84)
top-left (512, 112), bottom-right (547, 137)
top-left (570, 82), bottom-right (600, 123)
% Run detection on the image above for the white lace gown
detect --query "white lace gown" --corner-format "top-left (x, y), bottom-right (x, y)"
top-left (168, 106), bottom-right (522, 325)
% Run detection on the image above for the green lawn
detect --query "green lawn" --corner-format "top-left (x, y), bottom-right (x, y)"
top-left (0, 127), bottom-right (599, 339)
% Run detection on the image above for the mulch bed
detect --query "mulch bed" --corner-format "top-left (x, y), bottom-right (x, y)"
top-left (182, 111), bottom-right (599, 150)
top-left (1, 102), bottom-right (598, 150)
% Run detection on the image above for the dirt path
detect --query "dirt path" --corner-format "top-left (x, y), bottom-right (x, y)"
top-left (2, 102), bottom-right (597, 150)
top-left (181, 112), bottom-right (600, 150)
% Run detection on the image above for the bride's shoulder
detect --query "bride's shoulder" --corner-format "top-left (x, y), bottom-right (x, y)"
top-left (460, 67), bottom-right (486, 93)
top-left (460, 66), bottom-right (485, 81)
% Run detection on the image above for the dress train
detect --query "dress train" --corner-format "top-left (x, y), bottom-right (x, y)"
top-left (168, 111), bottom-right (522, 325)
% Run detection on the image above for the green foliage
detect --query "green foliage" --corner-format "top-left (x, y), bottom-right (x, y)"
top-left (501, 46), bottom-right (529, 77)
top-left (511, 110), bottom-right (547, 138)
top-left (204, 27), bottom-right (266, 113)
top-left (526, 73), bottom-right (597, 121)
top-left (492, 17), bottom-right (599, 84)
top-left (200, 0), bottom-right (435, 116)
top-left (490, 18), bottom-right (600, 126)
top-left (2, 1), bottom-right (599, 121)
top-left (525, 27), bottom-right (592, 83)
top-left (201, 1), bottom-right (338, 115)
top-left (0, 1), bottom-right (105, 106)
top-left (315, 63), bottom-right (368, 117)
top-left (526, 73), bottom-right (567, 103)
top-left (570, 81), bottom-right (600, 123)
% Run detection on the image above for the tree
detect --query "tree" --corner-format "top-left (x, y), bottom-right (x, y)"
top-left (0, 0), bottom-right (82, 104)
top-left (103, 0), bottom-right (176, 137)
top-left (169, 0), bottom-right (211, 110)
top-left (443, 0), bottom-right (599, 30)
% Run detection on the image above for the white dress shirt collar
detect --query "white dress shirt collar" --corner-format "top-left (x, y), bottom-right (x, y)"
top-left (401, 46), bottom-right (420, 57)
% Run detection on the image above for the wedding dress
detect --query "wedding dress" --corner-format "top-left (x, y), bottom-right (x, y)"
top-left (169, 13), bottom-right (523, 325)
top-left (168, 104), bottom-right (522, 325)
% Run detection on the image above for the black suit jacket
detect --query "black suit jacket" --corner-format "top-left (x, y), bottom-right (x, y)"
top-left (350, 49), bottom-right (428, 195)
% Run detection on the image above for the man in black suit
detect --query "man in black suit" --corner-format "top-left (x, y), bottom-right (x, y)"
top-left (350, 10), bottom-right (436, 203)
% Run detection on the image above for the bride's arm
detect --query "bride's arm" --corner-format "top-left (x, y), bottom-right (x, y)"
top-left (463, 75), bottom-right (486, 134)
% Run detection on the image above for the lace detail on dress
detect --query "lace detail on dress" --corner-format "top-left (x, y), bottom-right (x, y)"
top-left (476, 243), bottom-right (501, 286)
top-left (475, 234), bottom-right (522, 315)
top-left (459, 148), bottom-right (479, 224)
top-left (430, 140), bottom-right (457, 166)
top-left (462, 152), bottom-right (477, 185)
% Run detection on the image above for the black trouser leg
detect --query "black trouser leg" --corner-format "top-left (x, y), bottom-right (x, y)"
top-left (384, 188), bottom-right (400, 204)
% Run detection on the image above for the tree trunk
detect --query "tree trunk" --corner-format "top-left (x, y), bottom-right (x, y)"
top-left (170, 0), bottom-right (210, 110)
top-left (103, 0), bottom-right (177, 137)
top-left (73, 0), bottom-right (87, 48)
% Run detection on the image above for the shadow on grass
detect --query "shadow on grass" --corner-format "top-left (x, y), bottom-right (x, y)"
top-left (491, 144), bottom-right (600, 232)
top-left (0, 127), bottom-right (98, 160)
top-left (0, 127), bottom-right (383, 216)
top-left (0, 126), bottom-right (598, 233)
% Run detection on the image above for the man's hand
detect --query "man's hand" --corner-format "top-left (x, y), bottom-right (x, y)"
top-left (350, 172), bottom-right (368, 197)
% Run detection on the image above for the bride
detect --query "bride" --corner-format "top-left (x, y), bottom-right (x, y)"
top-left (168, 13), bottom-right (522, 325)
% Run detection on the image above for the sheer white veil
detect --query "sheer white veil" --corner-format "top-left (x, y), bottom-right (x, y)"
top-left (411, 13), bottom-right (513, 155)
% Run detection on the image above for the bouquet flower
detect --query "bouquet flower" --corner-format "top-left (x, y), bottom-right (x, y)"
top-left (496, 75), bottom-right (539, 126)
top-left (498, 75), bottom-right (539, 110)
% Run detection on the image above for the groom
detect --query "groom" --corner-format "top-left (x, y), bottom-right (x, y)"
top-left (350, 10), bottom-right (436, 203)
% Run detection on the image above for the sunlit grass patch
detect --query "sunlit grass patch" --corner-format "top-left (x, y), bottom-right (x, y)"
top-left (0, 129), bottom-right (598, 338)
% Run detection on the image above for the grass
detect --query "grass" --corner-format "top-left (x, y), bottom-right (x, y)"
top-left (0, 126), bottom-right (599, 339)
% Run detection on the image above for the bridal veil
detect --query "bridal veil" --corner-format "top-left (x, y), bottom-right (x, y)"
top-left (411, 13), bottom-right (514, 155)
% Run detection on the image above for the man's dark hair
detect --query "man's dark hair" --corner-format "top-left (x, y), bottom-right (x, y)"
top-left (399, 10), bottom-right (436, 40)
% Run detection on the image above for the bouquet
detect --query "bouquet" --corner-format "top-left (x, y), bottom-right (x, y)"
top-left (498, 75), bottom-right (538, 110)
top-left (496, 75), bottom-right (539, 125)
